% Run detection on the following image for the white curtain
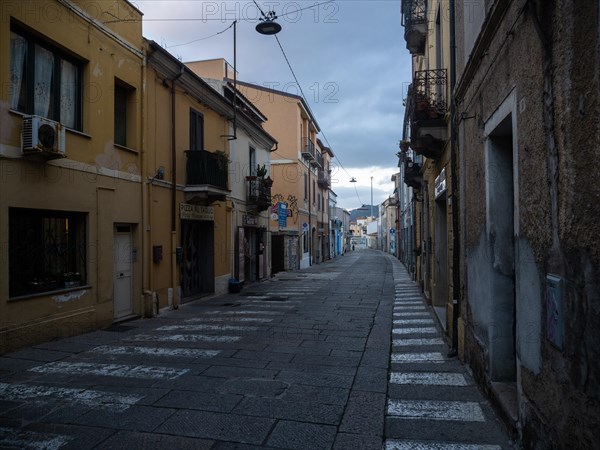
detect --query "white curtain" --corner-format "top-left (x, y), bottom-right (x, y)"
top-left (9, 32), bottom-right (27, 110)
top-left (34, 44), bottom-right (54, 118)
top-left (60, 60), bottom-right (77, 128)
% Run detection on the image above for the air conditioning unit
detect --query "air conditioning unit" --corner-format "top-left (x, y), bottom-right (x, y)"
top-left (22, 115), bottom-right (66, 159)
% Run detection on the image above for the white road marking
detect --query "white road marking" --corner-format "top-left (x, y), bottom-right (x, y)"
top-left (186, 317), bottom-right (274, 323)
top-left (393, 319), bottom-right (434, 325)
top-left (392, 327), bottom-right (438, 335)
top-left (156, 324), bottom-right (259, 332)
top-left (393, 338), bottom-right (444, 346)
top-left (393, 306), bottom-right (427, 310)
top-left (391, 352), bottom-right (445, 363)
top-left (203, 310), bottom-right (283, 316)
top-left (385, 440), bottom-right (501, 450)
top-left (390, 372), bottom-right (468, 386)
top-left (0, 427), bottom-right (73, 450)
top-left (393, 312), bottom-right (430, 317)
top-left (394, 301), bottom-right (424, 305)
top-left (0, 383), bottom-right (142, 411)
top-left (90, 345), bottom-right (221, 358)
top-left (28, 362), bottom-right (189, 380)
top-left (387, 399), bottom-right (485, 422)
top-left (130, 334), bottom-right (241, 343)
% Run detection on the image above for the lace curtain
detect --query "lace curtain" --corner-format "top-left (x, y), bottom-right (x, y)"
top-left (9, 32), bottom-right (27, 110)
top-left (34, 44), bottom-right (54, 118)
top-left (60, 60), bottom-right (77, 129)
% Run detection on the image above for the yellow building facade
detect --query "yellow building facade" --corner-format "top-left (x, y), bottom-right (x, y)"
top-left (0, 0), bottom-right (145, 352)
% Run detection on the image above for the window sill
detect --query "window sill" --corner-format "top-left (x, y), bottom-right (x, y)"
top-left (9, 109), bottom-right (87, 136)
top-left (9, 285), bottom-right (92, 302)
top-left (114, 143), bottom-right (139, 154)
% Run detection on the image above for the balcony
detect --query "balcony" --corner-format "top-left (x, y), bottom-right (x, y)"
top-left (317, 169), bottom-right (331, 188)
top-left (184, 150), bottom-right (229, 203)
top-left (313, 151), bottom-right (323, 168)
top-left (301, 137), bottom-right (316, 161)
top-left (409, 69), bottom-right (448, 160)
top-left (247, 177), bottom-right (272, 212)
top-left (404, 159), bottom-right (422, 189)
top-left (402, 0), bottom-right (427, 55)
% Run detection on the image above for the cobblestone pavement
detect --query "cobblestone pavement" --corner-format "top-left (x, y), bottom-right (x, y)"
top-left (0, 250), bottom-right (513, 449)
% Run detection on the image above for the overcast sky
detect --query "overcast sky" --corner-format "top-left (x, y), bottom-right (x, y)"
top-left (135, 0), bottom-right (411, 211)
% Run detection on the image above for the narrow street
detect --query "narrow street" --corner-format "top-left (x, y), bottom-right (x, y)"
top-left (0, 250), bottom-right (511, 449)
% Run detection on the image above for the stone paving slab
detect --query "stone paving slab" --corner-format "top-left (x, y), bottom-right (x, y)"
top-left (0, 251), bottom-right (512, 449)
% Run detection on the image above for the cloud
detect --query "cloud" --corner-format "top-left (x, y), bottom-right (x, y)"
top-left (135, 0), bottom-right (411, 209)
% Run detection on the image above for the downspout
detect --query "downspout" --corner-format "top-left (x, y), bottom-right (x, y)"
top-left (308, 163), bottom-right (312, 266)
top-left (449, 0), bottom-right (460, 357)
top-left (170, 65), bottom-right (184, 309)
top-left (141, 49), bottom-right (152, 315)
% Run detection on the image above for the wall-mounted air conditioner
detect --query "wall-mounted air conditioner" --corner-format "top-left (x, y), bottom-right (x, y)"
top-left (22, 115), bottom-right (66, 159)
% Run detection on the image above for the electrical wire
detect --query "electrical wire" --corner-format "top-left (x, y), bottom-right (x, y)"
top-left (167, 22), bottom-right (234, 49)
top-left (271, 25), bottom-right (362, 205)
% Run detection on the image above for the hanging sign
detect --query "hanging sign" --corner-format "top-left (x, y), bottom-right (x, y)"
top-left (278, 202), bottom-right (287, 228)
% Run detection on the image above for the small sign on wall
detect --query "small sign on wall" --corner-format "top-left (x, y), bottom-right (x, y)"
top-left (546, 274), bottom-right (564, 350)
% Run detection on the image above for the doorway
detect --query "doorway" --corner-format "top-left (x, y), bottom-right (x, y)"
top-left (114, 225), bottom-right (132, 319)
top-left (180, 219), bottom-right (214, 299)
top-left (486, 114), bottom-right (516, 382)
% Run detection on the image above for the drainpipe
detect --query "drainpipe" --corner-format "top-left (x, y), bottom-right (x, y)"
top-left (308, 161), bottom-right (312, 266)
top-left (141, 49), bottom-right (153, 316)
top-left (448, 0), bottom-right (460, 357)
top-left (170, 65), bottom-right (184, 309)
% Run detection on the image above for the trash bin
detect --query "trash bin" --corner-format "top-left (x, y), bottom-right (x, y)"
top-left (228, 278), bottom-right (243, 293)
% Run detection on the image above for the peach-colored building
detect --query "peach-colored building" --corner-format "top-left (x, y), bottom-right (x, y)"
top-left (186, 59), bottom-right (332, 271)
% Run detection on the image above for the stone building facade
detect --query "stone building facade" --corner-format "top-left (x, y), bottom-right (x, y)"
top-left (454, 1), bottom-right (600, 447)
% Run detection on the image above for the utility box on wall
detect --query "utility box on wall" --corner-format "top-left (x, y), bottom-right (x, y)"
top-left (546, 274), bottom-right (564, 350)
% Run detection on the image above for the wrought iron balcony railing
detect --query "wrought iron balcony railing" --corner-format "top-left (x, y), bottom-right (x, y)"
top-left (402, 0), bottom-right (427, 26)
top-left (247, 177), bottom-right (272, 212)
top-left (404, 159), bottom-right (422, 190)
top-left (185, 150), bottom-right (228, 190)
top-left (411, 69), bottom-right (447, 120)
top-left (317, 169), bottom-right (331, 188)
top-left (313, 151), bottom-right (324, 168)
top-left (301, 137), bottom-right (316, 161)
top-left (402, 0), bottom-right (427, 54)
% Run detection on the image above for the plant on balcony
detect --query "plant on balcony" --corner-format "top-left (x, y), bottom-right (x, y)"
top-left (256, 164), bottom-right (268, 178)
top-left (214, 150), bottom-right (229, 170)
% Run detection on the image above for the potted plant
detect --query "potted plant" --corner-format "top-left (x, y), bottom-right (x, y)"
top-left (256, 164), bottom-right (268, 178)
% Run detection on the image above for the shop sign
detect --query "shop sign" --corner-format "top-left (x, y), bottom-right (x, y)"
top-left (243, 215), bottom-right (259, 227)
top-left (435, 168), bottom-right (447, 198)
top-left (180, 203), bottom-right (214, 221)
top-left (278, 202), bottom-right (287, 228)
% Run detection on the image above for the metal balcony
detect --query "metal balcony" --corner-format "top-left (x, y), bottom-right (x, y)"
top-left (301, 137), bottom-right (316, 161)
top-left (402, 0), bottom-right (427, 55)
top-left (409, 69), bottom-right (448, 160)
top-left (184, 150), bottom-right (229, 203)
top-left (247, 177), bottom-right (272, 212)
top-left (317, 169), bottom-right (331, 188)
top-left (313, 151), bottom-right (324, 168)
top-left (404, 159), bottom-right (422, 189)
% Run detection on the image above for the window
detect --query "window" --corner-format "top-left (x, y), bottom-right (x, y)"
top-left (190, 108), bottom-right (204, 151)
top-left (303, 231), bottom-right (309, 253)
top-left (9, 208), bottom-right (87, 298)
top-left (313, 180), bottom-right (316, 203)
top-left (304, 173), bottom-right (308, 200)
top-left (114, 81), bottom-right (134, 147)
top-left (9, 26), bottom-right (82, 130)
top-left (249, 146), bottom-right (256, 176)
